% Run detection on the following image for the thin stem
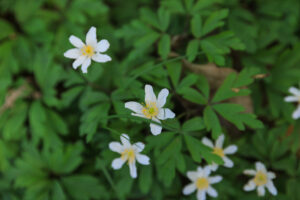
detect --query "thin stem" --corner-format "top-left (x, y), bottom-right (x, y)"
top-left (100, 164), bottom-right (122, 200)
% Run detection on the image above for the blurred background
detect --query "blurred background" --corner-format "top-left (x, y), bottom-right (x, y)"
top-left (0, 0), bottom-right (300, 199)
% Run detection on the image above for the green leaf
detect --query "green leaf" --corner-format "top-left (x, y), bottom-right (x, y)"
top-left (166, 62), bottom-right (182, 87)
top-left (177, 74), bottom-right (198, 91)
top-left (52, 181), bottom-right (66, 200)
top-left (62, 175), bottom-right (104, 200)
top-left (178, 87), bottom-right (207, 105)
top-left (191, 14), bottom-right (202, 38)
top-left (158, 34), bottom-right (171, 59)
top-left (203, 106), bottom-right (222, 139)
top-left (184, 135), bottom-right (223, 164)
top-left (80, 103), bottom-right (111, 142)
top-left (212, 73), bottom-right (250, 103)
top-left (139, 166), bottom-right (152, 194)
top-left (0, 19), bottom-right (14, 40)
top-left (202, 9), bottom-right (229, 36)
top-left (186, 39), bottom-right (199, 62)
top-left (158, 8), bottom-right (170, 32)
top-left (196, 75), bottom-right (210, 99)
top-left (182, 117), bottom-right (205, 132)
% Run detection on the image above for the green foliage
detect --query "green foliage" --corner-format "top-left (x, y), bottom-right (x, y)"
top-left (0, 0), bottom-right (300, 199)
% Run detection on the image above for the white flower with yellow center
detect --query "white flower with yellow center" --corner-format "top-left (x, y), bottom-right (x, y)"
top-left (109, 134), bottom-right (150, 178)
top-left (183, 166), bottom-right (222, 200)
top-left (202, 134), bottom-right (237, 171)
top-left (125, 84), bottom-right (175, 135)
top-left (284, 87), bottom-right (300, 119)
top-left (243, 162), bottom-right (277, 196)
top-left (64, 26), bottom-right (111, 73)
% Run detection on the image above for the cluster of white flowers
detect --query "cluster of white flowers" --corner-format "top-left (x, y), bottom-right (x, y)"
top-left (63, 26), bottom-right (282, 199)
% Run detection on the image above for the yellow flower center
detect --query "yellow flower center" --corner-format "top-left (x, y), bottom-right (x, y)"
top-left (121, 148), bottom-right (135, 164)
top-left (253, 171), bottom-right (267, 186)
top-left (81, 45), bottom-right (94, 57)
top-left (142, 102), bottom-right (159, 119)
top-left (213, 147), bottom-right (224, 157)
top-left (196, 177), bottom-right (209, 190)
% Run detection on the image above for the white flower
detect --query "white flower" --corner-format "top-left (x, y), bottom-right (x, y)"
top-left (109, 134), bottom-right (150, 178)
top-left (202, 134), bottom-right (238, 171)
top-left (284, 87), bottom-right (300, 119)
top-left (243, 162), bottom-right (277, 196)
top-left (183, 166), bottom-right (222, 200)
top-left (125, 84), bottom-right (175, 135)
top-left (64, 26), bottom-right (111, 73)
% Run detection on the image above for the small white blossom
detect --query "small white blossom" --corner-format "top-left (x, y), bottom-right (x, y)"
top-left (125, 84), bottom-right (175, 135)
top-left (183, 166), bottom-right (222, 200)
top-left (64, 26), bottom-right (111, 73)
top-left (284, 87), bottom-right (300, 119)
top-left (202, 134), bottom-right (238, 171)
top-left (243, 162), bottom-right (277, 196)
top-left (109, 134), bottom-right (150, 178)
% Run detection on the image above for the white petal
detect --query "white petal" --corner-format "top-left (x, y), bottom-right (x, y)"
top-left (69, 35), bottom-right (85, 48)
top-left (284, 96), bottom-right (299, 102)
top-left (86, 26), bottom-right (97, 46)
top-left (133, 142), bottom-right (145, 152)
top-left (255, 162), bottom-right (267, 172)
top-left (131, 113), bottom-right (147, 119)
top-left (292, 106), bottom-right (300, 119)
top-left (72, 56), bottom-right (86, 69)
top-left (92, 53), bottom-right (111, 63)
top-left (182, 183), bottom-right (197, 195)
top-left (266, 181), bottom-right (277, 196)
top-left (289, 87), bottom-right (300, 96)
top-left (112, 158), bottom-right (125, 169)
top-left (206, 186), bottom-right (218, 197)
top-left (150, 119), bottom-right (162, 135)
top-left (120, 134), bottom-right (131, 147)
top-left (187, 171), bottom-right (198, 181)
top-left (209, 164), bottom-right (218, 172)
top-left (243, 180), bottom-right (256, 191)
top-left (109, 142), bottom-right (123, 153)
top-left (224, 145), bottom-right (238, 154)
top-left (197, 190), bottom-right (206, 200)
top-left (157, 88), bottom-right (169, 108)
top-left (136, 154), bottom-right (150, 165)
top-left (96, 39), bottom-right (110, 52)
top-left (157, 108), bottom-right (175, 120)
top-left (201, 137), bottom-right (214, 148)
top-left (203, 166), bottom-right (211, 176)
top-left (215, 134), bottom-right (224, 148)
top-left (64, 48), bottom-right (80, 59)
top-left (267, 172), bottom-right (276, 179)
top-left (125, 102), bottom-right (143, 114)
top-left (197, 167), bottom-right (203, 173)
top-left (129, 161), bottom-right (137, 178)
top-left (209, 176), bottom-right (222, 184)
top-left (243, 169), bottom-right (257, 176)
top-left (145, 84), bottom-right (156, 104)
top-left (257, 186), bottom-right (265, 196)
top-left (223, 157), bottom-right (234, 168)
top-left (81, 58), bottom-right (91, 73)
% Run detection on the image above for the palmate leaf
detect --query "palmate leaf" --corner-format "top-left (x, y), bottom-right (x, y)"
top-left (155, 136), bottom-right (183, 187)
top-left (201, 31), bottom-right (245, 65)
top-left (212, 67), bottom-right (260, 103)
top-left (184, 135), bottom-right (223, 164)
top-left (79, 103), bottom-right (111, 142)
top-left (203, 106), bottom-right (222, 139)
top-left (201, 9), bottom-right (229, 36)
top-left (213, 103), bottom-right (263, 130)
